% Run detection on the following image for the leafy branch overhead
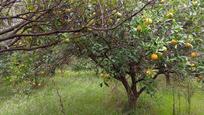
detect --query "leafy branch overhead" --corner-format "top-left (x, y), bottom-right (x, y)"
top-left (0, 0), bottom-right (154, 53)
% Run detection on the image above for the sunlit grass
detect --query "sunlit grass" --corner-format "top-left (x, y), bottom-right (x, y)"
top-left (0, 70), bottom-right (204, 115)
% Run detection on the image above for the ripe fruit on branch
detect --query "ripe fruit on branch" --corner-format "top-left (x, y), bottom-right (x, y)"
top-left (116, 12), bottom-right (122, 17)
top-left (191, 51), bottom-right (199, 58)
top-left (144, 18), bottom-right (152, 25)
top-left (64, 38), bottom-right (70, 43)
top-left (170, 39), bottom-right (178, 45)
top-left (166, 12), bottom-right (174, 18)
top-left (185, 43), bottom-right (193, 48)
top-left (108, 19), bottom-right (113, 24)
top-left (145, 68), bottom-right (158, 77)
top-left (160, 0), bottom-right (165, 3)
top-left (136, 25), bottom-right (142, 32)
top-left (190, 63), bottom-right (196, 67)
top-left (151, 53), bottom-right (159, 61)
top-left (146, 69), bottom-right (153, 76)
top-left (192, 0), bottom-right (198, 6)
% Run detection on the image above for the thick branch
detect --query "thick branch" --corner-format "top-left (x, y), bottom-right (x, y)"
top-left (0, 28), bottom-right (85, 42)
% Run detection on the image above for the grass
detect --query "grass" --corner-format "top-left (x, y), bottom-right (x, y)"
top-left (0, 70), bottom-right (204, 115)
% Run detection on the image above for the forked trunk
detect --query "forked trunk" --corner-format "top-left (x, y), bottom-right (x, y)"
top-left (120, 76), bottom-right (139, 110)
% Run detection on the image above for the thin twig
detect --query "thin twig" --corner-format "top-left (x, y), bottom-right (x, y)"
top-left (52, 79), bottom-right (66, 115)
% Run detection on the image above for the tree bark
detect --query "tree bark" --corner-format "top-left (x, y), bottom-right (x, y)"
top-left (127, 91), bottom-right (139, 109)
top-left (120, 75), bottom-right (139, 109)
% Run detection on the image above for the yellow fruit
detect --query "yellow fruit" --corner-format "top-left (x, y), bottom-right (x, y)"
top-left (144, 18), bottom-right (153, 25)
top-left (190, 63), bottom-right (196, 67)
top-left (18, 41), bottom-right (23, 45)
top-left (160, 0), bottom-right (165, 3)
top-left (64, 38), bottom-right (70, 42)
top-left (108, 19), bottom-right (113, 24)
top-left (192, 0), bottom-right (198, 5)
top-left (112, 10), bottom-right (117, 14)
top-left (163, 46), bottom-right (168, 52)
top-left (116, 12), bottom-right (122, 17)
top-left (185, 43), bottom-right (193, 48)
top-left (183, 4), bottom-right (187, 8)
top-left (145, 68), bottom-right (157, 77)
top-left (104, 73), bottom-right (110, 78)
top-left (151, 53), bottom-right (159, 61)
top-left (146, 69), bottom-right (152, 76)
top-left (191, 52), bottom-right (199, 58)
top-left (166, 12), bottom-right (174, 18)
top-left (170, 39), bottom-right (178, 45)
top-left (136, 25), bottom-right (142, 32)
top-left (100, 73), bottom-right (104, 77)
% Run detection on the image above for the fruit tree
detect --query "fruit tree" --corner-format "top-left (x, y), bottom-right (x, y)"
top-left (0, 0), bottom-right (204, 110)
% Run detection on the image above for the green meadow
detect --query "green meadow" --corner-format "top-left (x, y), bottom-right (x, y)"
top-left (0, 71), bottom-right (203, 115)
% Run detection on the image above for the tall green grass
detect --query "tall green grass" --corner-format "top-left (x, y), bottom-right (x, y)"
top-left (0, 70), bottom-right (203, 115)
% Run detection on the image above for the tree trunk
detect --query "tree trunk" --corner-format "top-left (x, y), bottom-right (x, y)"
top-left (120, 76), bottom-right (139, 110)
top-left (127, 92), bottom-right (139, 109)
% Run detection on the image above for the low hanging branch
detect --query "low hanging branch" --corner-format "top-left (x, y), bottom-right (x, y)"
top-left (0, 0), bottom-right (155, 53)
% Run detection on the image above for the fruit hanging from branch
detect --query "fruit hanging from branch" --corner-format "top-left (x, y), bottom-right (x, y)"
top-left (151, 53), bottom-right (159, 61)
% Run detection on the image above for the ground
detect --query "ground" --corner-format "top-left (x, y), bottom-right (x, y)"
top-left (0, 70), bottom-right (204, 115)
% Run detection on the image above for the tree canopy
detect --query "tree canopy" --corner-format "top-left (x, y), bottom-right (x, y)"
top-left (0, 0), bottom-right (204, 109)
